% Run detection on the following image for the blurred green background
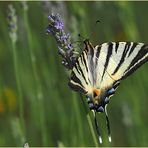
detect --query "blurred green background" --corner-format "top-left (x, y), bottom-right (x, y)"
top-left (0, 1), bottom-right (148, 147)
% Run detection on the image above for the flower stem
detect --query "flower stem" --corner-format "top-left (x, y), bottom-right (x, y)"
top-left (23, 11), bottom-right (47, 146)
top-left (80, 95), bottom-right (99, 147)
top-left (86, 113), bottom-right (99, 147)
top-left (72, 92), bottom-right (84, 145)
top-left (12, 41), bottom-right (26, 143)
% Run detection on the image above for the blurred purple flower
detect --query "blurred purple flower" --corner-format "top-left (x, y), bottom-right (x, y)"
top-left (21, 1), bottom-right (28, 11)
top-left (7, 4), bottom-right (18, 43)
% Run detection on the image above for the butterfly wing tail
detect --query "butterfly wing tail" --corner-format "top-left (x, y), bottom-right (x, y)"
top-left (105, 106), bottom-right (112, 143)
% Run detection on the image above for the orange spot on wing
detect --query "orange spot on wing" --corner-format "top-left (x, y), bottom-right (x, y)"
top-left (93, 89), bottom-right (101, 97)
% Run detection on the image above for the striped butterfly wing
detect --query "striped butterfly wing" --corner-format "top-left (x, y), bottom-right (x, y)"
top-left (97, 42), bottom-right (148, 89)
top-left (68, 41), bottom-right (96, 94)
top-left (68, 40), bottom-right (118, 94)
top-left (69, 41), bottom-right (148, 94)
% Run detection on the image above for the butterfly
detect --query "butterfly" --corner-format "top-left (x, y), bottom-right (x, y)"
top-left (68, 40), bottom-right (148, 143)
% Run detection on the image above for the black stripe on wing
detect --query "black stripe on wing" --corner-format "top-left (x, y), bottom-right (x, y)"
top-left (75, 63), bottom-right (81, 75)
top-left (77, 59), bottom-right (89, 85)
top-left (68, 71), bottom-right (87, 94)
top-left (84, 39), bottom-right (94, 54)
top-left (112, 42), bottom-right (131, 75)
top-left (69, 39), bottom-right (94, 94)
top-left (128, 42), bottom-right (138, 57)
top-left (81, 52), bottom-right (88, 72)
top-left (102, 42), bottom-right (113, 80)
top-left (113, 80), bottom-right (121, 90)
top-left (115, 42), bottom-right (119, 53)
top-left (95, 46), bottom-right (101, 66)
top-left (122, 44), bottom-right (148, 79)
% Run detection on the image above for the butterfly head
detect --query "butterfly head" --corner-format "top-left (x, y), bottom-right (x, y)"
top-left (86, 87), bottom-right (115, 113)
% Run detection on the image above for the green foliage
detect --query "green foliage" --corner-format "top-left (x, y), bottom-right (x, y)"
top-left (0, 1), bottom-right (148, 147)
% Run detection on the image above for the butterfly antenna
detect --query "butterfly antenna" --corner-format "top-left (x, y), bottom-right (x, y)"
top-left (105, 107), bottom-right (112, 142)
top-left (78, 19), bottom-right (101, 42)
top-left (93, 110), bottom-right (102, 144)
top-left (88, 19), bottom-right (101, 40)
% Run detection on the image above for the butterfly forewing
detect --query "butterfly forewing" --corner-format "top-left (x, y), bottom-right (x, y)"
top-left (122, 43), bottom-right (148, 78)
top-left (69, 41), bottom-right (96, 94)
top-left (69, 41), bottom-right (148, 95)
top-left (96, 42), bottom-right (148, 89)
top-left (94, 43), bottom-right (116, 89)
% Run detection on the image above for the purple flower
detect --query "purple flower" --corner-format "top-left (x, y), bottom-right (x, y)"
top-left (48, 15), bottom-right (53, 20)
top-left (60, 33), bottom-right (68, 43)
top-left (54, 20), bottom-right (64, 30)
top-left (46, 13), bottom-right (77, 69)
top-left (58, 46), bottom-right (66, 57)
top-left (67, 43), bottom-right (73, 50)
top-left (48, 14), bottom-right (55, 23)
top-left (46, 27), bottom-right (51, 34)
top-left (7, 4), bottom-right (17, 43)
top-left (48, 13), bottom-right (63, 30)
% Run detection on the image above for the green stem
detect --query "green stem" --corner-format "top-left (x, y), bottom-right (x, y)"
top-left (80, 95), bottom-right (99, 147)
top-left (12, 41), bottom-right (26, 143)
top-left (23, 11), bottom-right (47, 146)
top-left (87, 113), bottom-right (99, 147)
top-left (72, 92), bottom-right (84, 145)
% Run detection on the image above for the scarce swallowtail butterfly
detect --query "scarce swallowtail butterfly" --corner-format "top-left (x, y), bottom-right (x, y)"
top-left (68, 40), bottom-right (148, 143)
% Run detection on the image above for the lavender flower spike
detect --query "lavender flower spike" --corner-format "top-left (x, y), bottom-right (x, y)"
top-left (46, 13), bottom-right (77, 69)
top-left (55, 19), bottom-right (64, 30)
top-left (7, 4), bottom-right (18, 43)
